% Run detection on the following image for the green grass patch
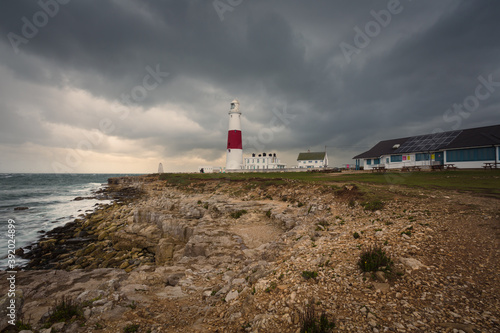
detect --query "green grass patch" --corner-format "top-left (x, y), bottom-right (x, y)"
top-left (16, 318), bottom-right (33, 331)
top-left (358, 246), bottom-right (393, 273)
top-left (401, 226), bottom-right (413, 236)
top-left (43, 296), bottom-right (84, 328)
top-left (159, 170), bottom-right (500, 198)
top-left (124, 324), bottom-right (140, 332)
top-left (362, 199), bottom-right (385, 211)
top-left (299, 300), bottom-right (335, 333)
top-left (302, 271), bottom-right (319, 279)
top-left (230, 209), bottom-right (248, 219)
top-left (265, 281), bottom-right (278, 293)
top-left (330, 170), bottom-right (500, 198)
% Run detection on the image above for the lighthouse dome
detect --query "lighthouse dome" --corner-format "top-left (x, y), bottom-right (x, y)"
top-left (230, 99), bottom-right (240, 112)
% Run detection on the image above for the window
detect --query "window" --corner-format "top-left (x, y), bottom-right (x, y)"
top-left (391, 155), bottom-right (403, 162)
top-left (309, 160), bottom-right (312, 163)
top-left (366, 159), bottom-right (372, 165)
top-left (416, 153), bottom-right (430, 161)
top-left (386, 158), bottom-right (389, 164)
top-left (374, 158), bottom-right (380, 165)
top-left (315, 161), bottom-right (318, 164)
top-left (446, 147), bottom-right (495, 162)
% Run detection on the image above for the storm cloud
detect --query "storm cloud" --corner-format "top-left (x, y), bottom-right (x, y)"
top-left (0, 0), bottom-right (499, 172)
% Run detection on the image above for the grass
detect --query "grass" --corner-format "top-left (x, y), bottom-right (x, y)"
top-left (299, 300), bottom-right (335, 333)
top-left (230, 209), bottom-right (248, 219)
top-left (42, 296), bottom-right (84, 328)
top-left (302, 271), bottom-right (319, 279)
top-left (158, 170), bottom-right (500, 198)
top-left (401, 226), bottom-right (413, 236)
top-left (16, 318), bottom-right (33, 331)
top-left (124, 324), bottom-right (140, 332)
top-left (362, 199), bottom-right (385, 211)
top-left (330, 170), bottom-right (500, 198)
top-left (358, 246), bottom-right (393, 273)
top-left (265, 281), bottom-right (278, 293)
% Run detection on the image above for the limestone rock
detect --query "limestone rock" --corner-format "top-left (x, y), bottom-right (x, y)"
top-left (156, 286), bottom-right (186, 299)
top-left (225, 290), bottom-right (239, 302)
top-left (398, 257), bottom-right (426, 270)
top-left (155, 238), bottom-right (175, 265)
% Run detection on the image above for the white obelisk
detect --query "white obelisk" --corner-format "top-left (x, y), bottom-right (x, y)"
top-left (226, 99), bottom-right (243, 170)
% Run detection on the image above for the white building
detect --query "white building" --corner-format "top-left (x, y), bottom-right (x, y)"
top-left (198, 166), bottom-right (222, 173)
top-left (297, 151), bottom-right (328, 168)
top-left (353, 124), bottom-right (500, 170)
top-left (244, 153), bottom-right (286, 170)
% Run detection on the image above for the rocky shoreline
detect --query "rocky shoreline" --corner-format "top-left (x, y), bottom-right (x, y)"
top-left (19, 179), bottom-right (150, 271)
top-left (1, 174), bottom-right (499, 332)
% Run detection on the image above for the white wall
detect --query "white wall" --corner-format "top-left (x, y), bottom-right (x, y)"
top-left (363, 154), bottom-right (437, 170)
top-left (199, 166), bottom-right (214, 173)
top-left (245, 156), bottom-right (286, 169)
top-left (297, 159), bottom-right (327, 168)
top-left (362, 146), bottom-right (500, 169)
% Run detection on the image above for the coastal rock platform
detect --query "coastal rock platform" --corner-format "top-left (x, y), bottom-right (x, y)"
top-left (1, 174), bottom-right (498, 332)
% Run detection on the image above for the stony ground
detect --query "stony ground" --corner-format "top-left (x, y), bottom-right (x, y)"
top-left (0, 174), bottom-right (499, 333)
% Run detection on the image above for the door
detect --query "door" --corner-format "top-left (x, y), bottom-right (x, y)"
top-left (435, 151), bottom-right (444, 165)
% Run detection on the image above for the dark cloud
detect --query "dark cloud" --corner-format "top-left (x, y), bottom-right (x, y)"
top-left (0, 0), bottom-right (499, 172)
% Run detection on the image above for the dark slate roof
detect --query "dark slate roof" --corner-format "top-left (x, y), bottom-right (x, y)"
top-left (352, 138), bottom-right (410, 159)
top-left (353, 124), bottom-right (500, 159)
top-left (297, 152), bottom-right (326, 161)
top-left (445, 124), bottom-right (500, 149)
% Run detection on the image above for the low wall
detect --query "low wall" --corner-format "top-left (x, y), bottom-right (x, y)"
top-left (225, 167), bottom-right (339, 174)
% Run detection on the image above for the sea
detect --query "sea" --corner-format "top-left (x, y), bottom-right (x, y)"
top-left (0, 173), bottom-right (138, 270)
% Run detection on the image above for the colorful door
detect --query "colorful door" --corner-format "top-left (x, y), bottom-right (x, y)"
top-left (435, 151), bottom-right (444, 165)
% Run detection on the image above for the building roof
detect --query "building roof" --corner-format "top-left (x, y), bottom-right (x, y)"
top-left (297, 152), bottom-right (326, 161)
top-left (353, 124), bottom-right (500, 159)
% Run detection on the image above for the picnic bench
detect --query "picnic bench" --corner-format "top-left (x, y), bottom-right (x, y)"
top-left (431, 164), bottom-right (444, 171)
top-left (371, 166), bottom-right (386, 173)
top-left (401, 166), bottom-right (422, 172)
top-left (483, 162), bottom-right (498, 169)
top-left (444, 164), bottom-right (457, 170)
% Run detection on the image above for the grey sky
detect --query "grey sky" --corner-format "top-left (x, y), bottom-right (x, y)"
top-left (0, 0), bottom-right (499, 172)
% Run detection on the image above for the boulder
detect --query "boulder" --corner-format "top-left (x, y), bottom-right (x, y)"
top-left (398, 257), bottom-right (426, 270)
top-left (155, 239), bottom-right (176, 265)
top-left (225, 290), bottom-right (239, 302)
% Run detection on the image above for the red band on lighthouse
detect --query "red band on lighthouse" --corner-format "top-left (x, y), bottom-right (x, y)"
top-left (227, 130), bottom-right (242, 149)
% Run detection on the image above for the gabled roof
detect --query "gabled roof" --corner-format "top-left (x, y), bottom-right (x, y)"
top-left (297, 152), bottom-right (326, 161)
top-left (353, 124), bottom-right (500, 159)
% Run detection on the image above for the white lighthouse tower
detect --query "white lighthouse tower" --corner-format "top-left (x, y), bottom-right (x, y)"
top-left (226, 99), bottom-right (243, 170)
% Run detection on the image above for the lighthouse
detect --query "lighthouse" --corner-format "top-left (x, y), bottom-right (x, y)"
top-left (226, 99), bottom-right (243, 170)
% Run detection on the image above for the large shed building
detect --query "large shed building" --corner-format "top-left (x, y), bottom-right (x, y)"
top-left (353, 124), bottom-right (500, 170)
